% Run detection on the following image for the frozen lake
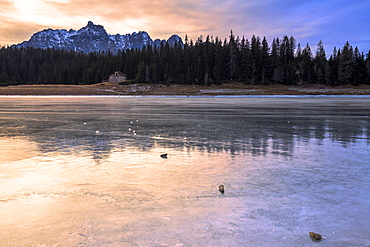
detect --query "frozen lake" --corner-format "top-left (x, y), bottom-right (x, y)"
top-left (0, 96), bottom-right (369, 247)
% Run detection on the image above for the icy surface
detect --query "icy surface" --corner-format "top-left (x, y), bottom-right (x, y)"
top-left (0, 97), bottom-right (369, 246)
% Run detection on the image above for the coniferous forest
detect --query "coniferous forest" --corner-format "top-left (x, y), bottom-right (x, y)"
top-left (1, 32), bottom-right (370, 86)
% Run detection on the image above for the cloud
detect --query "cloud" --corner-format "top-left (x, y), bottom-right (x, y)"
top-left (0, 19), bottom-right (47, 46)
top-left (43, 0), bottom-right (230, 39)
top-left (219, 0), bottom-right (370, 52)
top-left (0, 0), bottom-right (69, 45)
top-left (0, 0), bottom-right (14, 14)
top-left (0, 0), bottom-right (369, 52)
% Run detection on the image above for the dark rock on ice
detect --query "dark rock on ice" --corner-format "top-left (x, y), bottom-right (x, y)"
top-left (219, 184), bottom-right (225, 194)
top-left (309, 232), bottom-right (322, 241)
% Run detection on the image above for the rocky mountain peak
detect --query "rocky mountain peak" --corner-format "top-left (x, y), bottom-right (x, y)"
top-left (79, 21), bottom-right (107, 34)
top-left (168, 35), bottom-right (183, 47)
top-left (87, 21), bottom-right (95, 26)
top-left (13, 22), bottom-right (183, 53)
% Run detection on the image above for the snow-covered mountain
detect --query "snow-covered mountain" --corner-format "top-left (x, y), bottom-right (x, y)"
top-left (13, 21), bottom-right (183, 53)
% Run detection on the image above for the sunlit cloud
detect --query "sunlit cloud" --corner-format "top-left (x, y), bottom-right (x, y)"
top-left (44, 0), bottom-right (229, 38)
top-left (0, 0), bottom-right (369, 52)
top-left (0, 0), bottom-right (12, 10)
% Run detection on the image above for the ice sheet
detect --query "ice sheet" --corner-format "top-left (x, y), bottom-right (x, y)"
top-left (0, 97), bottom-right (369, 246)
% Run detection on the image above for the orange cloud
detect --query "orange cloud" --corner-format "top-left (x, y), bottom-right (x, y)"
top-left (0, 0), bottom-right (235, 46)
top-left (2, 0), bottom-right (368, 53)
top-left (45, 0), bottom-right (227, 39)
top-left (0, 19), bottom-right (48, 46)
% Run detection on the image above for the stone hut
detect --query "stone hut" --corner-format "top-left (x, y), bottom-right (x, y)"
top-left (108, 71), bottom-right (127, 82)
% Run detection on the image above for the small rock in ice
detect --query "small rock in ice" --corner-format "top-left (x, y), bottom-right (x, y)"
top-left (309, 232), bottom-right (322, 241)
top-left (219, 185), bottom-right (225, 194)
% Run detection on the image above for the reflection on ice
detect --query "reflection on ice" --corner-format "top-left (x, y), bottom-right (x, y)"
top-left (0, 97), bottom-right (370, 246)
top-left (2, 97), bottom-right (369, 160)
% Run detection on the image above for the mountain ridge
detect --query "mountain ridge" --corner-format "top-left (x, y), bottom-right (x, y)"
top-left (13, 21), bottom-right (183, 53)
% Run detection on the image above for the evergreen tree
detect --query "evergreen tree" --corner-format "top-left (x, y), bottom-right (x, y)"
top-left (300, 43), bottom-right (313, 83)
top-left (366, 51), bottom-right (370, 84)
top-left (228, 30), bottom-right (237, 81)
top-left (260, 37), bottom-right (270, 84)
top-left (270, 38), bottom-right (282, 83)
top-left (338, 41), bottom-right (354, 85)
top-left (352, 46), bottom-right (364, 85)
top-left (314, 40), bottom-right (327, 84)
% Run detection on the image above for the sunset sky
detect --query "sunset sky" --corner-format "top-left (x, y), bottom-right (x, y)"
top-left (1, 0), bottom-right (369, 53)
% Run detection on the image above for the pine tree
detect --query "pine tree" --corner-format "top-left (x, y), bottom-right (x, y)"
top-left (136, 61), bottom-right (147, 83)
top-left (314, 40), bottom-right (327, 84)
top-left (366, 51), bottom-right (370, 84)
top-left (228, 30), bottom-right (237, 81)
top-left (238, 36), bottom-right (251, 82)
top-left (270, 38), bottom-right (281, 83)
top-left (352, 46), bottom-right (365, 85)
top-left (0, 71), bottom-right (9, 85)
top-left (261, 37), bottom-right (270, 84)
top-left (280, 36), bottom-right (296, 84)
top-left (338, 41), bottom-right (354, 85)
top-left (328, 47), bottom-right (339, 85)
top-left (250, 35), bottom-right (261, 84)
top-left (300, 43), bottom-right (313, 83)
top-left (213, 37), bottom-right (227, 84)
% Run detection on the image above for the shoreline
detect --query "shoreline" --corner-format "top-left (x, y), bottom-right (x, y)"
top-left (1, 82), bottom-right (370, 96)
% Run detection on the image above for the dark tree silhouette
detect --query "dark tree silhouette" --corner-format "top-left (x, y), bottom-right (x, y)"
top-left (1, 36), bottom-right (369, 87)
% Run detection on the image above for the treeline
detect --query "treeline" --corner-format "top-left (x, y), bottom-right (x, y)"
top-left (1, 32), bottom-right (370, 86)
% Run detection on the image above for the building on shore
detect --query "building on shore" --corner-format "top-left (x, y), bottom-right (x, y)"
top-left (103, 71), bottom-right (127, 83)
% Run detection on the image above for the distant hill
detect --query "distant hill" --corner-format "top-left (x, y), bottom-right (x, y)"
top-left (13, 21), bottom-right (183, 53)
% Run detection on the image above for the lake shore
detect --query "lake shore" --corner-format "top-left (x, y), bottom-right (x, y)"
top-left (1, 82), bottom-right (370, 96)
